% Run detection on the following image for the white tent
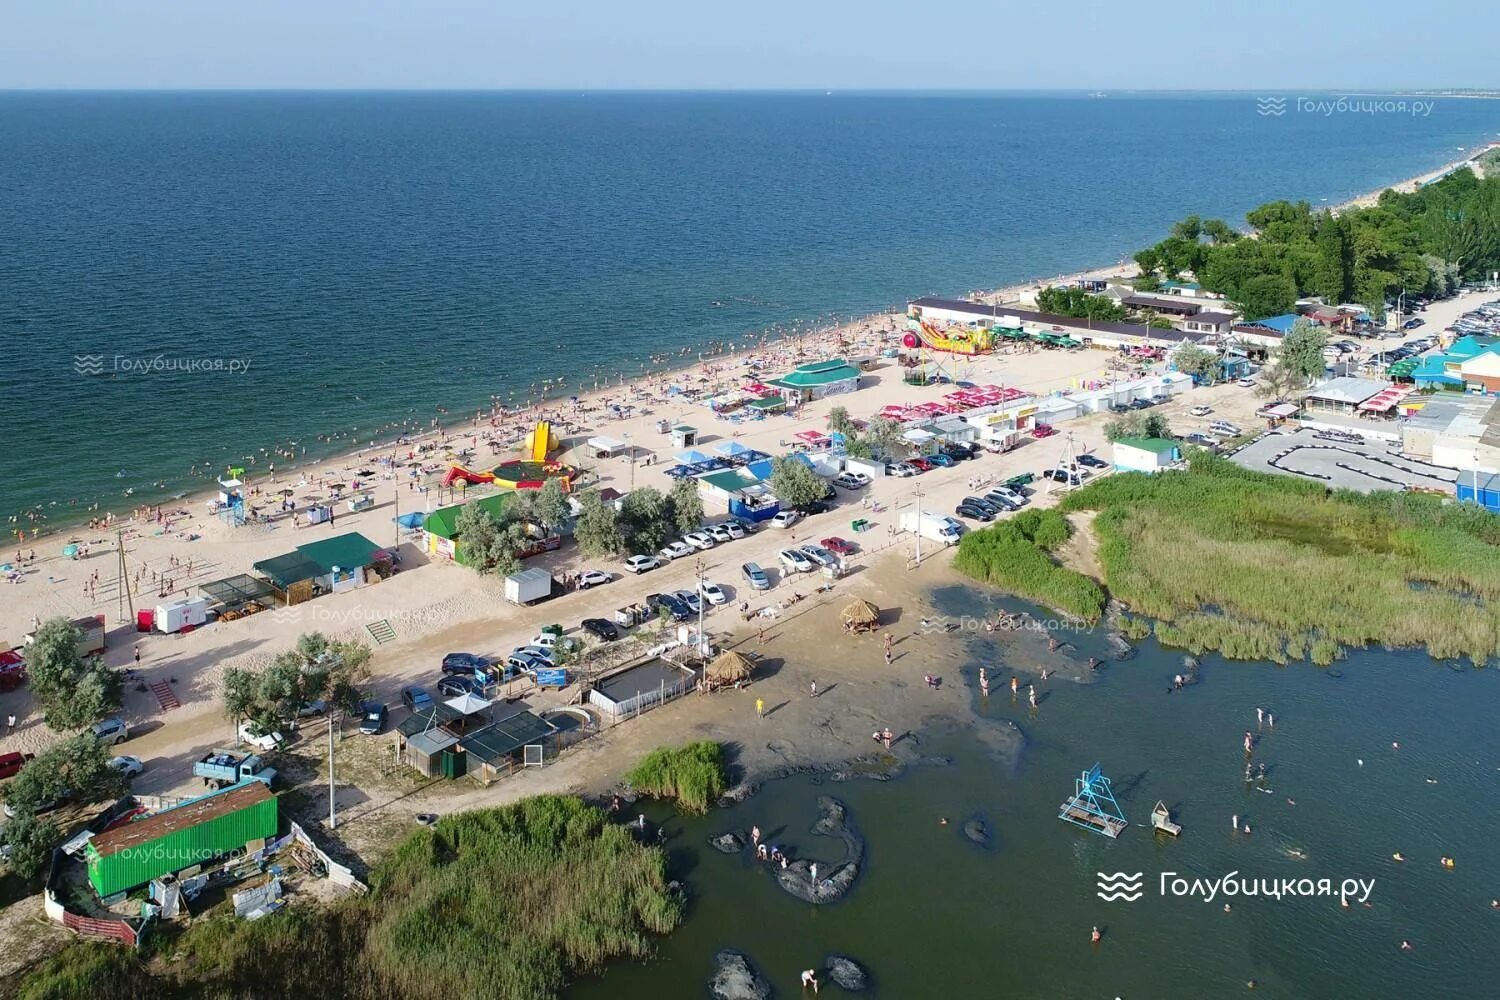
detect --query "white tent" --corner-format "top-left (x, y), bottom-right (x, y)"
top-left (445, 692), bottom-right (492, 716)
top-left (586, 436), bottom-right (629, 456)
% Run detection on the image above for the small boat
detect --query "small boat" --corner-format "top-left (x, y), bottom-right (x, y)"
top-left (1150, 801), bottom-right (1182, 836)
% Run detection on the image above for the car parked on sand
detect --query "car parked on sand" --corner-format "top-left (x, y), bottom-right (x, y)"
top-left (682, 531), bottom-right (716, 551)
top-left (581, 618), bottom-right (620, 641)
top-left (955, 500), bottom-right (994, 522)
top-left (798, 544), bottom-right (836, 568)
top-left (699, 580), bottom-right (727, 605)
top-left (437, 675), bottom-right (480, 698)
top-left (1076, 454), bottom-right (1108, 469)
top-left (1189, 405), bottom-right (1212, 417)
top-left (908, 457), bottom-right (934, 472)
top-left (576, 569), bottom-right (612, 589)
top-left (705, 523), bottom-right (734, 543)
top-left (741, 562), bottom-right (771, 590)
top-left (927, 453), bottom-right (955, 468)
top-left (672, 590), bottom-right (703, 615)
top-left (359, 702), bottom-right (388, 735)
top-left (1236, 378), bottom-right (1257, 388)
top-left (770, 510), bottom-right (803, 529)
top-left (401, 686), bottom-right (434, 713)
top-left (0, 751), bottom-right (35, 780)
top-left (821, 536), bottom-right (855, 556)
top-left (658, 539), bottom-right (693, 560)
top-left (1033, 423), bottom-right (1058, 437)
top-left (624, 554), bottom-right (660, 574)
top-left (885, 462), bottom-right (917, 477)
top-left (90, 716), bottom-right (129, 747)
top-left (796, 498), bottom-right (834, 515)
top-left (779, 548), bottom-right (814, 574)
top-left (983, 491), bottom-right (1023, 512)
top-left (832, 472), bottom-right (868, 490)
top-left (441, 652), bottom-right (491, 676)
top-left (238, 721), bottom-right (285, 751)
top-left (107, 755), bottom-right (144, 779)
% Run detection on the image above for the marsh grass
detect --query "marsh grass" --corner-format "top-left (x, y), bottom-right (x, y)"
top-left (624, 740), bottom-right (728, 814)
top-left (953, 509), bottom-right (1107, 621)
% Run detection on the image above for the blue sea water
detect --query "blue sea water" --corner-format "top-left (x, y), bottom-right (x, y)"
top-left (2, 91), bottom-right (1499, 526)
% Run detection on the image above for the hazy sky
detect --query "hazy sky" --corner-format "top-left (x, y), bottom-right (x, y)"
top-left (0, 0), bottom-right (1493, 91)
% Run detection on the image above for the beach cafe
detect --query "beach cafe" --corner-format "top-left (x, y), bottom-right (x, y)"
top-left (252, 531), bottom-right (387, 605)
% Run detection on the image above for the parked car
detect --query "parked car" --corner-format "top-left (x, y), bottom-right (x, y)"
top-left (908, 457), bottom-right (934, 472)
top-left (885, 462), bottom-right (917, 477)
top-left (507, 652), bottom-right (547, 673)
top-left (821, 536), bottom-right (855, 556)
top-left (1209, 420), bottom-right (1243, 437)
top-left (1108, 403), bottom-right (1131, 415)
top-left (982, 491), bottom-right (1023, 512)
top-left (658, 539), bottom-right (693, 560)
top-left (1033, 423), bottom-right (1058, 437)
top-left (798, 544), bottom-right (836, 568)
top-left (927, 452), bottom-right (955, 468)
top-left (624, 554), bottom-right (659, 574)
top-left (512, 644), bottom-right (556, 665)
top-left (106, 754), bottom-right (145, 779)
top-left (646, 593), bottom-right (692, 621)
top-left (705, 523), bottom-right (734, 543)
top-left (1127, 398), bottom-right (1152, 410)
top-left (359, 702), bottom-right (387, 735)
top-left (1236, 378), bottom-right (1257, 388)
top-left (238, 721), bottom-right (285, 751)
top-left (672, 589), bottom-right (703, 615)
top-left (296, 699), bottom-right (328, 718)
top-left (581, 618), bottom-right (620, 641)
top-left (575, 569), bottom-right (612, 589)
top-left (1182, 432), bottom-right (1219, 448)
top-left (961, 496), bottom-right (1000, 516)
top-left (770, 510), bottom-right (803, 529)
top-left (529, 632), bottom-right (578, 653)
top-left (682, 531), bottom-right (716, 551)
top-left (1189, 405), bottom-right (1213, 417)
top-left (721, 521), bottom-right (748, 539)
top-left (699, 580), bottom-right (728, 605)
top-left (955, 501), bottom-right (994, 522)
top-left (400, 686), bottom-right (434, 713)
top-left (89, 716), bottom-right (129, 746)
top-left (940, 444), bottom-right (973, 462)
top-left (441, 652), bottom-right (491, 676)
top-left (832, 472), bottom-right (866, 490)
top-left (796, 498), bottom-right (834, 515)
top-left (0, 751), bottom-right (35, 780)
top-left (1402, 317), bottom-right (1424, 330)
top-left (779, 548), bottom-right (814, 573)
top-left (1043, 469), bottom-right (1083, 487)
top-left (741, 562), bottom-right (771, 590)
top-left (437, 675), bottom-right (480, 698)
top-left (1076, 454), bottom-right (1108, 469)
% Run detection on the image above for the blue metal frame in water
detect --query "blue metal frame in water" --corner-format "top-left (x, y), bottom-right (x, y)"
top-left (1058, 762), bottom-right (1128, 838)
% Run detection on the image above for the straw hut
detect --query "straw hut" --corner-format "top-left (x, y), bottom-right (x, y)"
top-left (706, 650), bottom-right (754, 686)
top-left (840, 598), bottom-right (882, 633)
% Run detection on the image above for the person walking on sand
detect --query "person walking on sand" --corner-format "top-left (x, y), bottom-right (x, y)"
top-left (755, 697), bottom-right (765, 719)
top-left (759, 627), bottom-right (766, 646)
top-left (810, 680), bottom-right (818, 698)
top-left (5, 713), bottom-right (14, 735)
top-left (133, 645), bottom-right (141, 667)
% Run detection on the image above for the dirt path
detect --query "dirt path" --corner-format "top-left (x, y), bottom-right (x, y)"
top-left (1055, 510), bottom-right (1104, 582)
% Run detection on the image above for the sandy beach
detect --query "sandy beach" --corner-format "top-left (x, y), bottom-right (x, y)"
top-left (0, 151), bottom-right (1487, 844)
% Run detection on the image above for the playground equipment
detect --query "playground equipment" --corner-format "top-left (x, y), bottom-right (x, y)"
top-left (524, 420), bottom-right (558, 463)
top-left (1151, 800), bottom-right (1182, 836)
top-left (441, 465), bottom-right (496, 488)
top-left (1058, 762), bottom-right (1128, 838)
top-left (904, 319), bottom-right (995, 356)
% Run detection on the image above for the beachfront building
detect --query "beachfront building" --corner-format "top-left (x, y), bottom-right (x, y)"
top-left (1121, 292), bottom-right (1202, 318)
top-left (1159, 279), bottom-right (1226, 301)
top-left (1401, 395), bottom-right (1500, 469)
top-left (907, 296), bottom-right (1201, 352)
top-left (252, 531), bottom-right (387, 604)
top-left (423, 492), bottom-right (518, 562)
top-left (1409, 336), bottom-right (1497, 390)
top-left (1230, 315), bottom-right (1299, 355)
top-left (1458, 349), bottom-right (1500, 394)
top-left (1181, 310), bottom-right (1236, 336)
top-left (695, 466), bottom-right (780, 523)
top-left (768, 359), bottom-right (862, 406)
top-left (960, 398), bottom-right (1043, 449)
top-left (1111, 437), bottom-right (1181, 473)
top-left (1299, 377), bottom-right (1390, 416)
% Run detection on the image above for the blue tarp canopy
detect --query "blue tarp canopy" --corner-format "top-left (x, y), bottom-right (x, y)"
top-left (395, 512), bottom-right (426, 528)
top-left (714, 440), bottom-right (752, 457)
top-left (674, 449), bottom-right (712, 464)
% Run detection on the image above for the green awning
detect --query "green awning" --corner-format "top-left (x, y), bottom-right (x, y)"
top-left (295, 532), bottom-right (384, 574)
top-left (747, 395), bottom-right (787, 411)
top-left (424, 492), bottom-right (517, 540)
top-left (252, 551), bottom-right (325, 589)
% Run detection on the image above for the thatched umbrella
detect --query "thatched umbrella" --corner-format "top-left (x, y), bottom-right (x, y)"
top-left (706, 650), bottom-right (754, 685)
top-left (840, 598), bottom-right (882, 632)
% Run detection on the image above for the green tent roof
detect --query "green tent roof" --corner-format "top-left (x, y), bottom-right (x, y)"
top-left (425, 492), bottom-right (517, 540)
top-left (770, 359), bottom-right (861, 389)
top-left (252, 551), bottom-right (324, 589)
top-left (747, 395), bottom-right (787, 410)
top-left (1115, 437), bottom-right (1179, 455)
top-left (699, 469), bottom-right (760, 493)
top-left (296, 532), bottom-right (384, 574)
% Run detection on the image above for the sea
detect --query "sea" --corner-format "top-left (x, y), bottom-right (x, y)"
top-left (3, 91), bottom-right (1500, 527)
top-left (568, 588), bottom-right (1500, 999)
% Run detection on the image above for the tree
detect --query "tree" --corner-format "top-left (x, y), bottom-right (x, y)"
top-left (860, 416), bottom-right (906, 461)
top-left (5, 734), bottom-right (126, 821)
top-left (668, 479), bottom-right (705, 536)
top-left (1255, 360), bottom-right (1302, 402)
top-left (769, 456), bottom-right (828, 510)
top-left (1103, 411), bottom-right (1172, 442)
top-left (531, 479), bottom-right (571, 532)
top-left (222, 667), bottom-right (260, 728)
top-left (1171, 343), bottom-right (1220, 384)
top-left (2, 814), bottom-right (61, 879)
top-left (454, 501), bottom-right (501, 570)
top-left (573, 489), bottom-right (623, 557)
top-left (1276, 318), bottom-right (1329, 385)
top-left (1036, 285), bottom-right (1127, 322)
top-left (1235, 273), bottom-right (1298, 321)
top-left (619, 487), bottom-right (672, 555)
top-left (825, 406), bottom-right (857, 437)
top-left (25, 617), bottom-right (122, 730)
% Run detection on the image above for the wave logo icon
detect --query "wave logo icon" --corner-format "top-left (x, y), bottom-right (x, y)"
top-left (1256, 96), bottom-right (1287, 117)
top-left (74, 355), bottom-right (105, 375)
top-left (1096, 872), bottom-right (1144, 901)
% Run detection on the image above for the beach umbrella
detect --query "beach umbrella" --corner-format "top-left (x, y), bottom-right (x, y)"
top-left (840, 599), bottom-right (881, 631)
top-left (62, 544), bottom-right (79, 559)
top-left (706, 650), bottom-right (754, 684)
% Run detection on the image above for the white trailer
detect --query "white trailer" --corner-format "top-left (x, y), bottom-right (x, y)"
top-left (899, 511), bottom-right (964, 546)
top-left (504, 568), bottom-right (555, 605)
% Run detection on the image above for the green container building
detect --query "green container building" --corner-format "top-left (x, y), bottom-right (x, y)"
top-left (85, 781), bottom-right (278, 898)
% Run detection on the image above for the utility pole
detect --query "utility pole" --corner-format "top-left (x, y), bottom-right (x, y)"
top-left (695, 555), bottom-right (705, 656)
top-left (328, 709), bottom-right (337, 829)
top-left (114, 528), bottom-right (134, 625)
top-left (912, 487), bottom-right (924, 565)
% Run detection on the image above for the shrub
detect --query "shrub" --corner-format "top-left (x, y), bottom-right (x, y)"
top-left (624, 741), bottom-right (728, 814)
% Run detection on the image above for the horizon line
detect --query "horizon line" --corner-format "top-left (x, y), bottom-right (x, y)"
top-left (2, 86), bottom-right (1497, 96)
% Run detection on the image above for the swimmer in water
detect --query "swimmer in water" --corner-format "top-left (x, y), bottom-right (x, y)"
top-left (1392, 852), bottom-right (1406, 862)
top-left (1090, 926), bottom-right (1101, 944)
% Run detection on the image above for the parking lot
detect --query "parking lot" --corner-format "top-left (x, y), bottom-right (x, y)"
top-left (1231, 427), bottom-right (1458, 493)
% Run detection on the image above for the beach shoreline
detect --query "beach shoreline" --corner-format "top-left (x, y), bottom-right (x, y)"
top-left (12, 140), bottom-right (1496, 546)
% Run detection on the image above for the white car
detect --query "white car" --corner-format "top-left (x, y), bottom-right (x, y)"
top-left (238, 722), bottom-right (285, 752)
top-left (1189, 405), bottom-right (1212, 417)
top-left (1208, 420), bottom-right (1243, 437)
top-left (513, 644), bottom-right (555, 665)
top-left (530, 633), bottom-right (578, 653)
top-left (576, 569), bottom-right (612, 589)
top-left (699, 579), bottom-right (728, 605)
top-left (721, 521), bottom-right (747, 539)
top-left (1236, 378), bottom-right (1256, 388)
top-left (658, 540), bottom-right (693, 560)
top-left (682, 531), bottom-right (716, 551)
top-left (107, 755), bottom-right (145, 779)
top-left (799, 544), bottom-right (836, 567)
top-left (705, 524), bottom-right (734, 543)
top-left (832, 472), bottom-right (867, 490)
top-left (779, 548), bottom-right (814, 573)
top-left (624, 554), bottom-right (659, 574)
top-left (770, 510), bottom-right (803, 529)
top-left (885, 462), bottom-right (917, 477)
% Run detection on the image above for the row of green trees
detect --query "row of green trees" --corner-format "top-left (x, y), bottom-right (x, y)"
top-left (454, 479), bottom-right (574, 577)
top-left (3, 734), bottom-right (127, 879)
top-left (1135, 169), bottom-right (1500, 319)
top-left (826, 406), bottom-right (906, 461)
top-left (1035, 285), bottom-right (1129, 322)
top-left (573, 478), bottom-right (705, 558)
top-left (221, 632), bottom-right (373, 736)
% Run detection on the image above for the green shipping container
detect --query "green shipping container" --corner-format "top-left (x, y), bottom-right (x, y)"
top-left (86, 781), bottom-right (279, 898)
